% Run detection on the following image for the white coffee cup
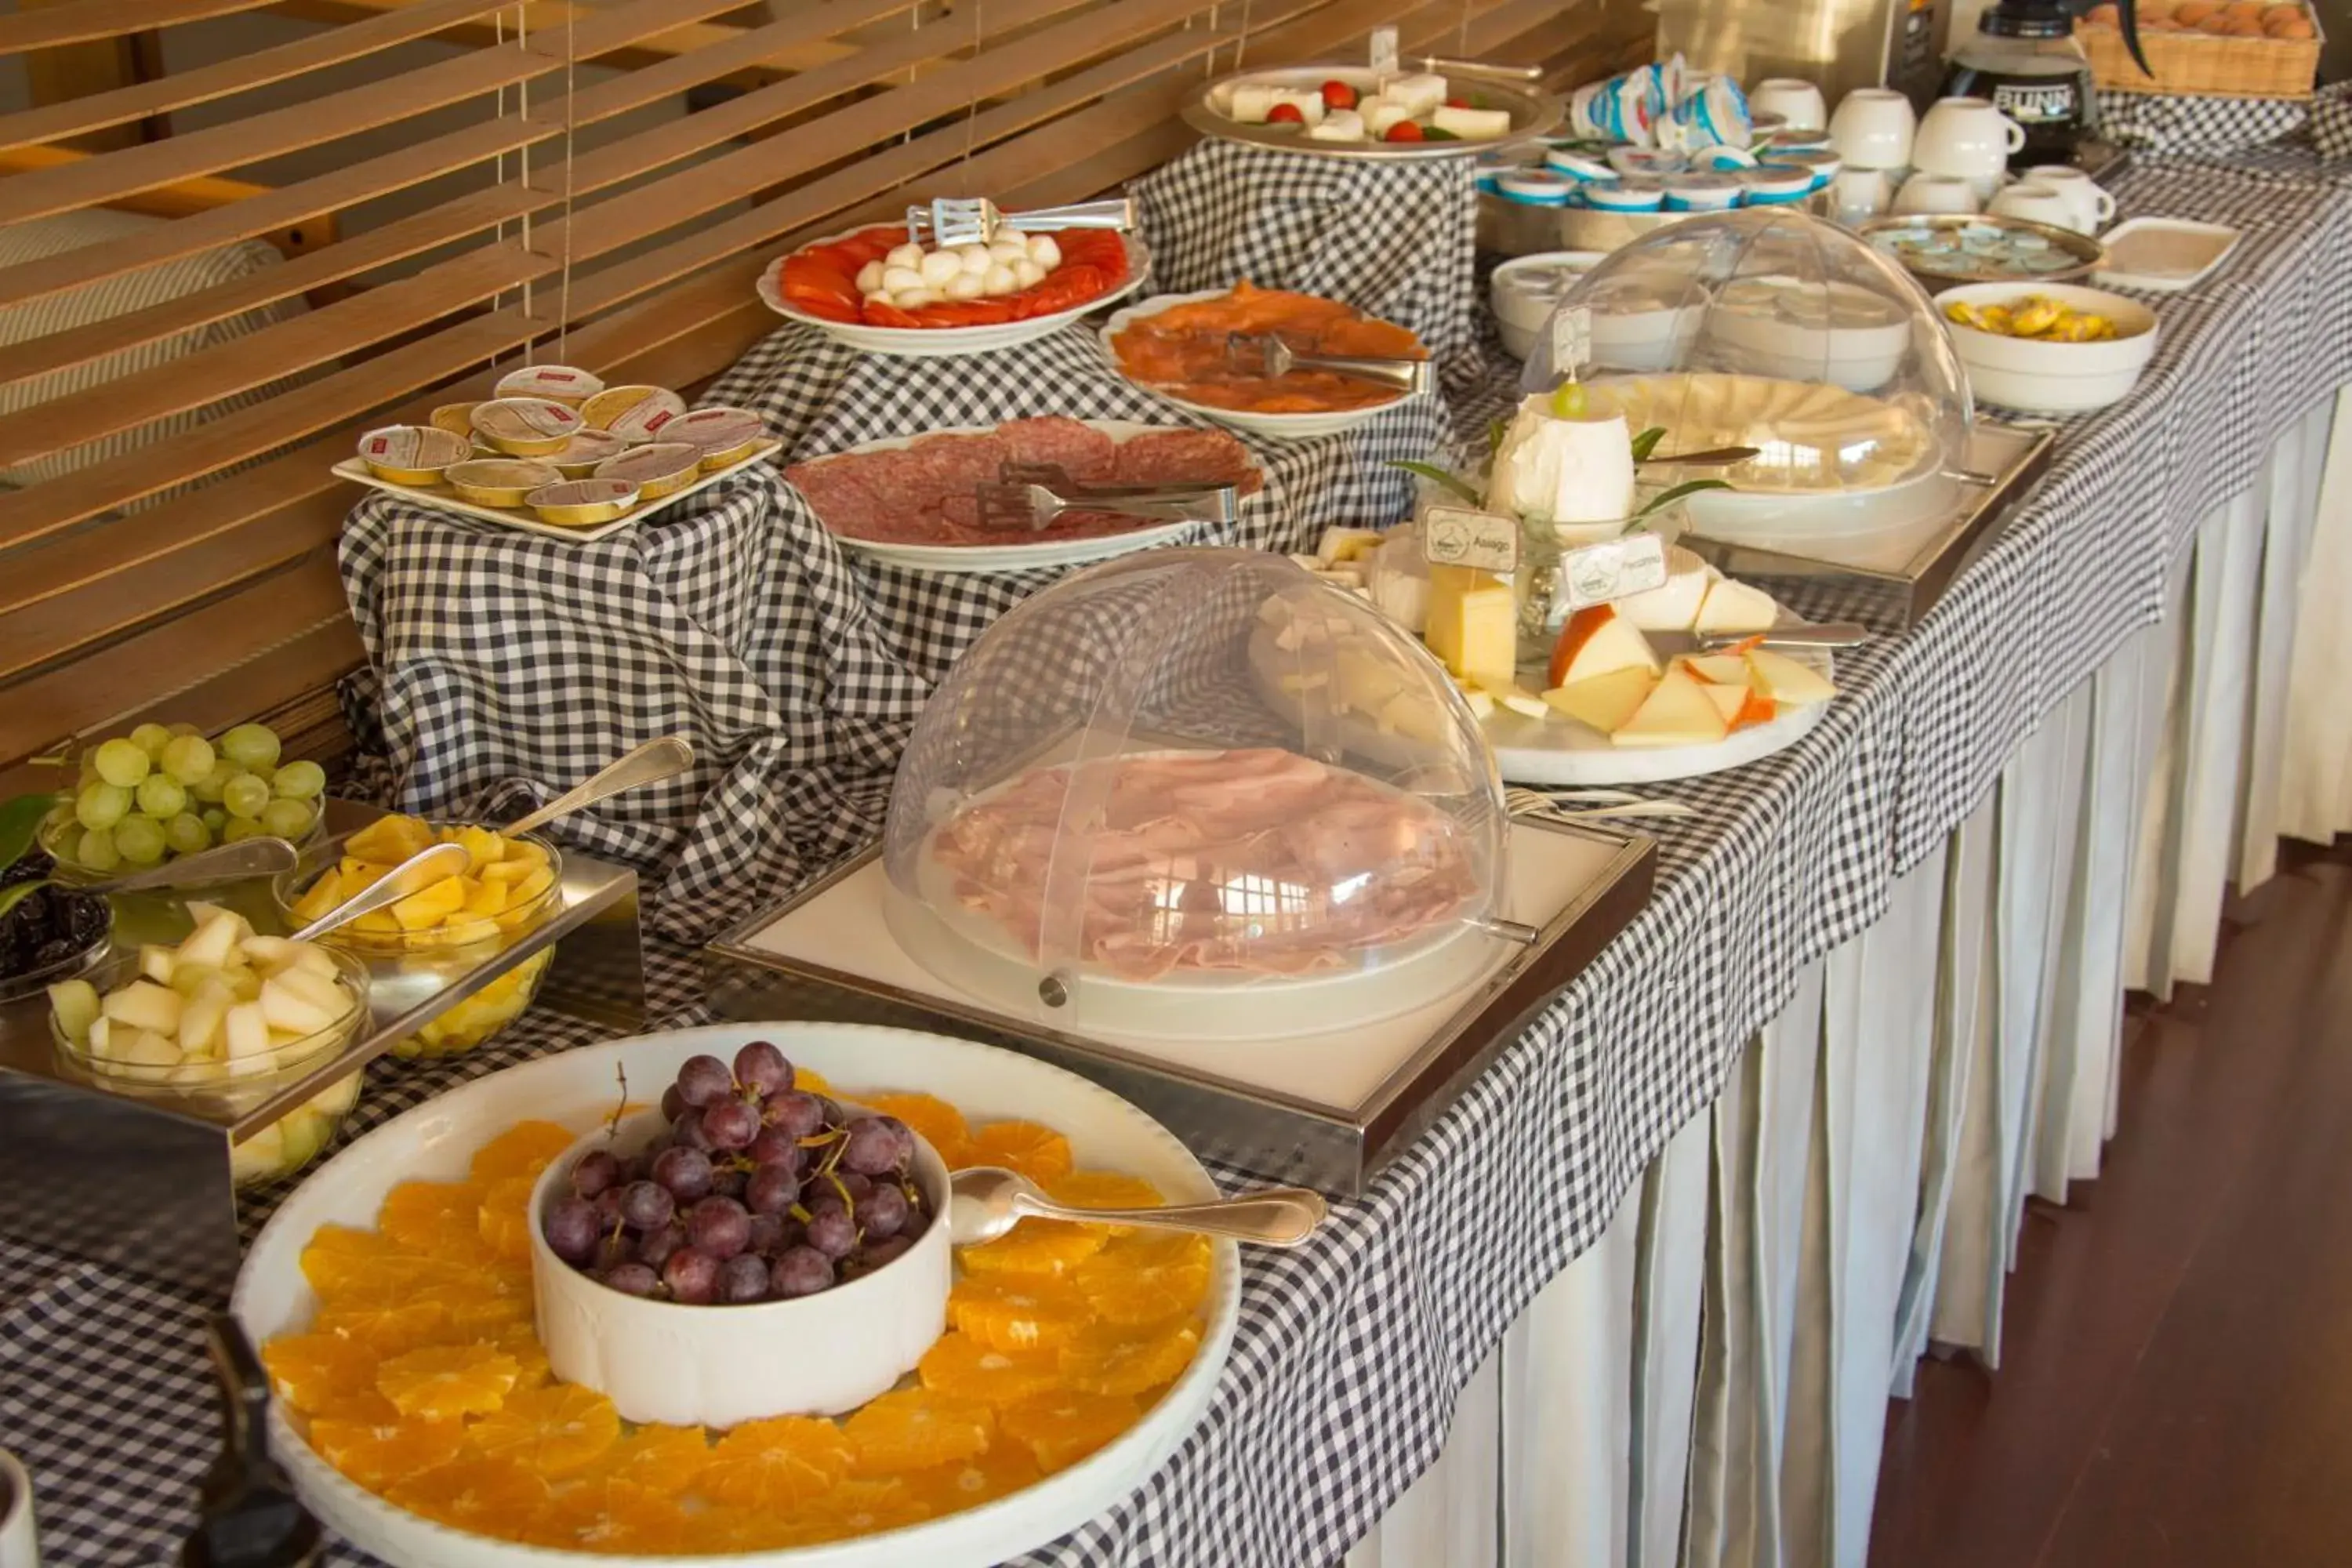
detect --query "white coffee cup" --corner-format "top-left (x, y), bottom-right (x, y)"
top-left (1988, 181), bottom-right (2079, 230)
top-left (1828, 165), bottom-right (1894, 222)
top-left (1827, 88), bottom-right (1918, 170)
top-left (2022, 165), bottom-right (2117, 234)
top-left (1893, 172), bottom-right (1983, 216)
top-left (1912, 96), bottom-right (2025, 195)
top-left (0, 1452), bottom-right (38, 1568)
top-left (1749, 78), bottom-right (1828, 132)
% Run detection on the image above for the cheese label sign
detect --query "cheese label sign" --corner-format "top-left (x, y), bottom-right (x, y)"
top-left (1370, 26), bottom-right (1399, 78)
top-left (1549, 305), bottom-right (1592, 383)
top-left (1556, 532), bottom-right (1669, 612)
top-left (1421, 505), bottom-right (1520, 574)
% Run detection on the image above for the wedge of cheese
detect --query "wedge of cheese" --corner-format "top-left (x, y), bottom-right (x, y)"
top-left (1746, 648), bottom-right (1837, 706)
top-left (1698, 681), bottom-right (1749, 726)
top-left (1613, 546), bottom-right (1715, 631)
top-left (1613, 666), bottom-right (1730, 748)
top-left (1425, 564), bottom-right (1517, 690)
top-left (1542, 665), bottom-right (1654, 736)
top-left (1683, 652), bottom-right (1751, 687)
top-left (1317, 526), bottom-right (1384, 564)
top-left (1693, 576), bottom-right (1780, 636)
top-left (1546, 603), bottom-right (1660, 691)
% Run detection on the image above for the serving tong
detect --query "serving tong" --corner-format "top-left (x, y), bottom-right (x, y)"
top-left (907, 196), bottom-right (1136, 249)
top-left (182, 1314), bottom-right (321, 1567)
top-left (1223, 333), bottom-right (1434, 395)
top-left (973, 461), bottom-right (1240, 534)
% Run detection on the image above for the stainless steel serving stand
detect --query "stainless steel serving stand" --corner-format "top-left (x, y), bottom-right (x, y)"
top-left (705, 816), bottom-right (1653, 1196)
top-left (0, 799), bottom-right (644, 1298)
top-left (1675, 419), bottom-right (2056, 633)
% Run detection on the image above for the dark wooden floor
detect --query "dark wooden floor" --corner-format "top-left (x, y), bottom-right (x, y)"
top-left (1869, 839), bottom-right (2352, 1568)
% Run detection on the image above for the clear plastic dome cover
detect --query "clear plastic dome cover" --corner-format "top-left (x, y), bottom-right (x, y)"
top-left (1520, 209), bottom-right (1974, 541)
top-left (883, 548), bottom-right (1509, 1040)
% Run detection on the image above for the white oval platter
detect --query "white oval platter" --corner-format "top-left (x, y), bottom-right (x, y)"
top-left (759, 229), bottom-right (1152, 358)
top-left (1099, 290), bottom-right (1428, 441)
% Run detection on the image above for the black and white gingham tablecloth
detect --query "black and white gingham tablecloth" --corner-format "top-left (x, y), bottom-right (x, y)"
top-left (9, 147), bottom-right (2352, 1568)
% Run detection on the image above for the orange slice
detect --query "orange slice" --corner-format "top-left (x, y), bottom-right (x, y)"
top-left (309, 1299), bottom-right (451, 1357)
top-left (467, 1385), bottom-right (620, 1477)
top-left (1042, 1170), bottom-right (1166, 1232)
top-left (903, 1441), bottom-right (1044, 1516)
top-left (376, 1343), bottom-right (519, 1420)
top-left (387, 1456), bottom-right (550, 1534)
top-left (919, 1332), bottom-right (1065, 1406)
top-left (1074, 1248), bottom-right (1212, 1330)
top-left (482, 1321), bottom-right (553, 1391)
top-left (409, 1276), bottom-right (532, 1338)
top-left (299, 1243), bottom-right (466, 1305)
top-left (377, 1180), bottom-right (490, 1254)
top-left (949, 1273), bottom-right (1094, 1352)
top-left (779, 1476), bottom-right (933, 1544)
top-left (795, 1066), bottom-right (833, 1095)
top-left (539, 1475), bottom-right (685, 1553)
top-left (475, 1176), bottom-right (539, 1263)
top-left (468, 1119), bottom-right (580, 1182)
top-left (958, 1218), bottom-right (1106, 1278)
top-left (1058, 1319), bottom-right (1203, 1397)
top-left (261, 1333), bottom-right (379, 1414)
top-left (861, 1091), bottom-right (971, 1164)
top-left (962, 1120), bottom-right (1074, 1182)
top-left (593, 1424), bottom-right (711, 1493)
top-left (843, 1388), bottom-right (996, 1473)
top-left (1000, 1388), bottom-right (1141, 1473)
top-left (700, 1416), bottom-right (854, 1508)
top-left (307, 1391), bottom-right (401, 1425)
top-left (307, 1413), bottom-right (466, 1492)
top-left (299, 1224), bottom-right (401, 1265)
top-left (1092, 1228), bottom-right (1213, 1273)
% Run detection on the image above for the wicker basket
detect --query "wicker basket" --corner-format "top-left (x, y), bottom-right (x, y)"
top-left (2078, 5), bottom-right (2323, 100)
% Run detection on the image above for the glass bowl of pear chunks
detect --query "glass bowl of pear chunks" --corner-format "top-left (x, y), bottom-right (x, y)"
top-left (274, 813), bottom-right (563, 1062)
top-left (46, 903), bottom-right (371, 1186)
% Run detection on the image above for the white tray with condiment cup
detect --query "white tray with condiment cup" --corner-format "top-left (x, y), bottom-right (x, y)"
top-left (808, 420), bottom-right (1241, 574)
top-left (1100, 291), bottom-right (1429, 441)
top-left (758, 228), bottom-right (1151, 358)
top-left (233, 1022), bottom-right (1240, 1568)
top-left (2091, 216), bottom-right (2241, 294)
top-left (1183, 64), bottom-right (1561, 160)
top-left (333, 441), bottom-right (782, 543)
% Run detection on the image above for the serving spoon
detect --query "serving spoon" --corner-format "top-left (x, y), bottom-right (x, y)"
top-left (949, 1165), bottom-right (1327, 1248)
top-left (503, 735), bottom-right (694, 838)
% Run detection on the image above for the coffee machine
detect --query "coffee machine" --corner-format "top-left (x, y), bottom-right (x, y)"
top-left (1652, 0), bottom-right (1960, 112)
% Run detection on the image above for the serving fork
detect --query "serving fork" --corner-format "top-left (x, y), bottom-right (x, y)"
top-left (972, 467), bottom-right (1240, 533)
top-left (909, 196), bottom-right (1137, 249)
top-left (1504, 786), bottom-right (1696, 825)
top-left (1224, 333), bottom-right (1434, 395)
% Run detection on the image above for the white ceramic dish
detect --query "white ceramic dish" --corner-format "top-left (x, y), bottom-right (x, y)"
top-left (804, 421), bottom-right (1230, 573)
top-left (2092, 216), bottom-right (2241, 294)
top-left (332, 442), bottom-right (781, 543)
top-left (233, 1022), bottom-right (1241, 1568)
top-left (528, 1109), bottom-right (953, 1428)
top-left (759, 229), bottom-right (1151, 358)
top-left (1480, 660), bottom-right (1831, 786)
top-left (1488, 250), bottom-right (1608, 361)
top-left (1184, 64), bottom-right (1560, 160)
top-left (1933, 281), bottom-right (2158, 415)
top-left (1100, 291), bottom-right (1427, 441)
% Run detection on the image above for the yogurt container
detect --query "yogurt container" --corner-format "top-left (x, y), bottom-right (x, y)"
top-left (580, 384), bottom-right (688, 441)
top-left (1542, 147), bottom-right (1616, 183)
top-left (1771, 148), bottom-right (1844, 191)
top-left (1695, 144), bottom-right (1761, 172)
top-left (593, 441), bottom-right (703, 502)
top-left (1475, 147), bottom-right (1544, 194)
top-left (1584, 177), bottom-right (1665, 213)
top-left (445, 459), bottom-right (562, 508)
top-left (1762, 128), bottom-right (1834, 154)
top-left (1661, 172), bottom-right (1744, 212)
top-left (356, 425), bottom-right (470, 485)
top-left (525, 478), bottom-right (641, 527)
top-left (548, 429), bottom-right (630, 478)
top-left (495, 364), bottom-right (604, 408)
top-left (1737, 165), bottom-right (1817, 206)
top-left (471, 397), bottom-right (584, 457)
top-left (665, 407), bottom-right (768, 471)
top-left (1608, 147), bottom-right (1686, 179)
top-left (429, 402), bottom-right (481, 441)
top-left (1495, 169), bottom-right (1577, 208)
top-left (1669, 76), bottom-right (1751, 151)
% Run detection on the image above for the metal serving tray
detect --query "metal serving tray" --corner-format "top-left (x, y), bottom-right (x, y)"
top-left (0, 799), bottom-right (644, 1297)
top-left (705, 816), bottom-right (1652, 1196)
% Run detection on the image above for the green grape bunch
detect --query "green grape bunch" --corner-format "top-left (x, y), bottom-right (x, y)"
top-left (44, 720), bottom-right (325, 874)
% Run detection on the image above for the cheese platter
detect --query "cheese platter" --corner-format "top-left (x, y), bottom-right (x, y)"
top-left (1183, 64), bottom-right (1561, 158)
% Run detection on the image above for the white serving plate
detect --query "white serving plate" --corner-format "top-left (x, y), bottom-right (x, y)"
top-left (758, 229), bottom-right (1151, 358)
top-left (2092, 216), bottom-right (2240, 294)
top-left (1182, 64), bottom-right (1561, 160)
top-left (803, 421), bottom-right (1234, 573)
top-left (1487, 250), bottom-right (1608, 361)
top-left (1479, 655), bottom-right (1831, 786)
top-left (1100, 291), bottom-right (1427, 441)
top-left (333, 442), bottom-right (782, 543)
top-left (1934, 281), bottom-right (2158, 416)
top-left (233, 1022), bottom-right (1241, 1568)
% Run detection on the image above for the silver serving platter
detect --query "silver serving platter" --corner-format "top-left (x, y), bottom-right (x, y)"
top-left (1857, 212), bottom-right (2106, 288)
top-left (1183, 64), bottom-right (1561, 161)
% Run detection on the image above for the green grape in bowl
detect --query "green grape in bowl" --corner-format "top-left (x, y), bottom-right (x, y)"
top-left (37, 720), bottom-right (325, 884)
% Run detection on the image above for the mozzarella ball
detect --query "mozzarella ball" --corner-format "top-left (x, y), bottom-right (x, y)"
top-left (863, 292), bottom-right (894, 310)
top-left (880, 265), bottom-right (925, 293)
top-left (855, 260), bottom-right (884, 294)
top-left (918, 249), bottom-right (964, 288)
top-left (894, 287), bottom-right (940, 309)
top-left (989, 237), bottom-right (1030, 264)
top-left (1025, 234), bottom-right (1062, 270)
top-left (884, 243), bottom-right (924, 271)
top-left (982, 262), bottom-right (1021, 296)
top-left (944, 272), bottom-right (985, 300)
top-left (1012, 257), bottom-right (1047, 289)
top-left (954, 245), bottom-right (993, 275)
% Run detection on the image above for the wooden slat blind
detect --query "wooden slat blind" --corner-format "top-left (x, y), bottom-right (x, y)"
top-left (0, 0), bottom-right (1654, 779)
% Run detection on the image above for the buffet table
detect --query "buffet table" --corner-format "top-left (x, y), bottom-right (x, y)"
top-left (5, 145), bottom-right (2352, 1568)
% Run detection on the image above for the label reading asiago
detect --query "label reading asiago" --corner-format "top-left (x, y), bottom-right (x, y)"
top-left (1421, 505), bottom-right (1520, 574)
top-left (1556, 532), bottom-right (1668, 613)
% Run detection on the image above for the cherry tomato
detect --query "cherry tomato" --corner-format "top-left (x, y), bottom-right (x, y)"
top-left (1320, 79), bottom-right (1358, 110)
top-left (1445, 96), bottom-right (1471, 109)
top-left (1383, 119), bottom-right (1425, 143)
top-left (1267, 102), bottom-right (1307, 125)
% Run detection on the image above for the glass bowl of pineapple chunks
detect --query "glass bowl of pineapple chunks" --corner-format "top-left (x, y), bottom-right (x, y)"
top-left (272, 813), bottom-right (564, 1062)
top-left (46, 902), bottom-right (371, 1187)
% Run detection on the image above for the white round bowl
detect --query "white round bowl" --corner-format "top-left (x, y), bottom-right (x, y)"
top-left (760, 228), bottom-right (1151, 358)
top-left (528, 1108), bottom-right (953, 1428)
top-left (1488, 250), bottom-right (1608, 360)
top-left (1933, 281), bottom-right (2158, 414)
top-left (1099, 290), bottom-right (1426, 440)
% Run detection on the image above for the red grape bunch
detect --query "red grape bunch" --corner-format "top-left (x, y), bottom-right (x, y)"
top-left (541, 1040), bottom-right (930, 1305)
